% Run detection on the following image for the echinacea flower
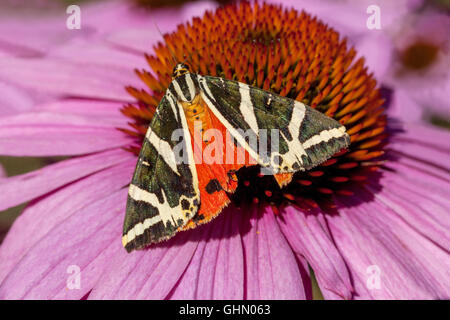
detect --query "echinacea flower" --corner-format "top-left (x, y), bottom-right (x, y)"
top-left (384, 9), bottom-right (450, 122)
top-left (0, 1), bottom-right (449, 300)
top-left (273, 0), bottom-right (449, 124)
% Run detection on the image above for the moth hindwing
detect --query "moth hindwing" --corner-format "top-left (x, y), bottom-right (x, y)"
top-left (122, 63), bottom-right (350, 252)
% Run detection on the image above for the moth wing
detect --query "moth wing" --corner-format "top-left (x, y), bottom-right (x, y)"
top-left (199, 75), bottom-right (350, 176)
top-left (122, 93), bottom-right (200, 252)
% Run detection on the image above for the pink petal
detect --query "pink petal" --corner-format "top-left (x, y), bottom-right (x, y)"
top-left (410, 71), bottom-right (450, 119)
top-left (0, 1), bottom-right (174, 57)
top-left (0, 111), bottom-right (131, 156)
top-left (278, 207), bottom-right (354, 299)
top-left (368, 166), bottom-right (450, 255)
top-left (270, 0), bottom-right (423, 37)
top-left (389, 122), bottom-right (450, 171)
top-left (35, 98), bottom-right (129, 127)
top-left (89, 232), bottom-right (198, 300)
top-left (81, 1), bottom-right (179, 37)
top-left (0, 148), bottom-right (135, 211)
top-left (0, 160), bottom-right (135, 283)
top-left (48, 41), bottom-right (148, 72)
top-left (0, 14), bottom-right (93, 57)
top-left (168, 206), bottom-right (244, 299)
top-left (385, 88), bottom-right (424, 123)
top-left (241, 205), bottom-right (306, 299)
top-left (0, 188), bottom-right (128, 299)
top-left (323, 119), bottom-right (450, 299)
top-left (0, 81), bottom-right (34, 116)
top-left (0, 57), bottom-right (142, 102)
top-left (103, 1), bottom-right (218, 53)
top-left (353, 33), bottom-right (393, 81)
top-left (330, 186), bottom-right (450, 299)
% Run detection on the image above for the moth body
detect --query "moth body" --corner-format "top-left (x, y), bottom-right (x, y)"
top-left (122, 63), bottom-right (351, 252)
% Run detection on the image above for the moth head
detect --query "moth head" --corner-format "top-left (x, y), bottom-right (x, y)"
top-left (172, 63), bottom-right (190, 79)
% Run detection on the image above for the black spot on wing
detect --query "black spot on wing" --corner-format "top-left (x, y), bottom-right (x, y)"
top-left (181, 199), bottom-right (190, 210)
top-left (205, 179), bottom-right (223, 194)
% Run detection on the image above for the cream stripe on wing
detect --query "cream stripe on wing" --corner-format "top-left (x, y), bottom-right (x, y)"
top-left (145, 127), bottom-right (179, 175)
top-left (166, 92), bottom-right (179, 121)
top-left (275, 101), bottom-right (308, 168)
top-left (172, 78), bottom-right (188, 102)
top-left (302, 126), bottom-right (347, 149)
top-left (186, 74), bottom-right (197, 102)
top-left (238, 82), bottom-right (259, 135)
top-left (123, 184), bottom-right (191, 246)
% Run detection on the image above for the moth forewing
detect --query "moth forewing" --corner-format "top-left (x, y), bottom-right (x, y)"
top-left (199, 75), bottom-right (350, 174)
top-left (122, 93), bottom-right (200, 252)
top-left (122, 63), bottom-right (350, 252)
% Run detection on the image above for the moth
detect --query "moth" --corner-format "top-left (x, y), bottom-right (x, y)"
top-left (122, 63), bottom-right (350, 252)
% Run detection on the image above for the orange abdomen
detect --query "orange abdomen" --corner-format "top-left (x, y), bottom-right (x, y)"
top-left (180, 94), bottom-right (212, 137)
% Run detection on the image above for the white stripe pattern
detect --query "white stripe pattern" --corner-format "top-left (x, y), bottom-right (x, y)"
top-left (238, 82), bottom-right (260, 135)
top-left (172, 79), bottom-right (188, 102)
top-left (128, 184), bottom-right (177, 226)
top-left (145, 127), bottom-right (179, 175)
top-left (185, 74), bottom-right (197, 102)
top-left (275, 101), bottom-right (308, 168)
top-left (123, 183), bottom-right (193, 246)
top-left (302, 126), bottom-right (347, 149)
top-left (123, 97), bottom-right (201, 248)
top-left (166, 92), bottom-right (179, 121)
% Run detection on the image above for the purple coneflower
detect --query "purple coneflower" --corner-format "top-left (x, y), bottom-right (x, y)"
top-left (275, 0), bottom-right (449, 123)
top-left (0, 1), bottom-right (449, 300)
top-left (385, 9), bottom-right (450, 121)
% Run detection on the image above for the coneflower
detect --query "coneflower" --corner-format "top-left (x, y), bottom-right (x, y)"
top-left (0, 1), bottom-right (448, 300)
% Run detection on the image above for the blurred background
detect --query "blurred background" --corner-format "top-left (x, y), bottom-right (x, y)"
top-left (0, 0), bottom-right (449, 298)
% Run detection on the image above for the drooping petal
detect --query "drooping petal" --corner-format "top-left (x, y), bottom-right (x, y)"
top-left (89, 232), bottom-right (198, 300)
top-left (0, 148), bottom-right (135, 211)
top-left (48, 41), bottom-right (148, 72)
top-left (35, 99), bottom-right (129, 127)
top-left (278, 207), bottom-right (354, 299)
top-left (0, 111), bottom-right (131, 156)
top-left (101, 1), bottom-right (218, 53)
top-left (0, 188), bottom-right (128, 299)
top-left (388, 122), bottom-right (450, 171)
top-left (0, 57), bottom-right (143, 102)
top-left (330, 186), bottom-right (450, 299)
top-left (168, 206), bottom-right (244, 300)
top-left (241, 205), bottom-right (306, 299)
top-left (0, 10), bottom-right (93, 57)
top-left (0, 160), bottom-right (135, 283)
top-left (325, 123), bottom-right (450, 299)
top-left (0, 81), bottom-right (35, 116)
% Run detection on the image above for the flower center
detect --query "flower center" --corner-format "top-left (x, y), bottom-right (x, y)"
top-left (120, 2), bottom-right (387, 212)
top-left (401, 41), bottom-right (439, 70)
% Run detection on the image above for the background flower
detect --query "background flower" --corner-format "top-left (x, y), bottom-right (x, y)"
top-left (271, 0), bottom-right (450, 125)
top-left (0, 0), bottom-right (449, 300)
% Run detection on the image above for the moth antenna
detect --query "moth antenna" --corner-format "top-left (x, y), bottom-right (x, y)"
top-left (152, 20), bottom-right (178, 67)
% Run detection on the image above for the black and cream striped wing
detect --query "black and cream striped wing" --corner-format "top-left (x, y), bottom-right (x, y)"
top-left (122, 93), bottom-right (200, 252)
top-left (198, 75), bottom-right (350, 173)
